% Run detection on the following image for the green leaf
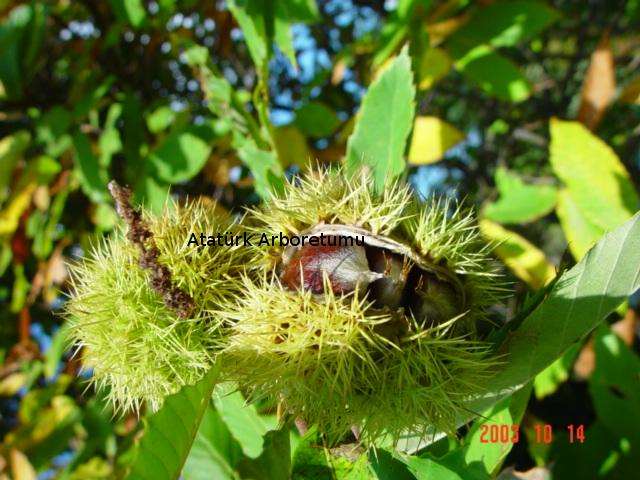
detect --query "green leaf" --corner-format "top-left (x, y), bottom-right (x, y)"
top-left (447, 0), bottom-right (559, 55)
top-left (237, 428), bottom-right (291, 480)
top-left (346, 47), bottom-right (415, 191)
top-left (133, 172), bottom-right (170, 214)
top-left (72, 133), bottom-right (109, 203)
top-left (484, 168), bottom-right (557, 224)
top-left (479, 219), bottom-right (556, 290)
top-left (146, 105), bottom-right (176, 134)
top-left (277, 0), bottom-right (320, 22)
top-left (295, 101), bottom-right (340, 138)
top-left (291, 428), bottom-right (333, 479)
top-left (589, 326), bottom-right (640, 445)
top-left (274, 14), bottom-right (296, 67)
top-left (369, 449), bottom-right (416, 480)
top-left (0, 4), bottom-right (46, 99)
top-left (126, 366), bottom-right (220, 480)
top-left (549, 118), bottom-right (639, 231)
top-left (234, 134), bottom-right (284, 199)
top-left (533, 343), bottom-right (579, 399)
top-left (398, 386), bottom-right (532, 479)
top-left (213, 386), bottom-right (275, 459)
top-left (550, 421), bottom-right (637, 478)
top-left (487, 211), bottom-right (640, 399)
top-left (36, 106), bottom-right (72, 157)
top-left (98, 103), bottom-right (122, 168)
top-left (149, 126), bottom-right (213, 183)
top-left (397, 454), bottom-right (487, 480)
top-left (455, 46), bottom-right (531, 103)
top-left (227, 0), bottom-right (269, 69)
top-left (109, 0), bottom-right (146, 28)
top-left (44, 323), bottom-right (71, 379)
top-left (456, 385), bottom-right (532, 476)
top-left (183, 403), bottom-right (243, 480)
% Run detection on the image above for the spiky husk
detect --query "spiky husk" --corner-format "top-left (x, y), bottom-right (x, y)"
top-left (66, 200), bottom-right (251, 412)
top-left (248, 168), bottom-right (500, 326)
top-left (221, 276), bottom-right (499, 444)
top-left (223, 167), bottom-right (502, 444)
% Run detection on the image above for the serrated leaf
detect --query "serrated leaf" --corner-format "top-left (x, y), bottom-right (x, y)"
top-left (484, 168), bottom-right (557, 224)
top-left (346, 48), bottom-right (415, 191)
top-left (489, 211), bottom-right (640, 396)
top-left (549, 118), bottom-right (639, 231)
top-left (408, 116), bottom-right (464, 165)
top-left (126, 366), bottom-right (220, 480)
top-left (479, 219), bottom-right (556, 289)
top-left (555, 188), bottom-right (605, 260)
top-left (455, 46), bottom-right (531, 102)
top-left (408, 212), bottom-right (640, 456)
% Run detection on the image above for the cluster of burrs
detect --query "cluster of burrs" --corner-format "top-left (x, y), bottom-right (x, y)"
top-left (66, 168), bottom-right (501, 444)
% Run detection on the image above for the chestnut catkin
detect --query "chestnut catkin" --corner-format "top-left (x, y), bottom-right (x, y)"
top-left (220, 168), bottom-right (501, 444)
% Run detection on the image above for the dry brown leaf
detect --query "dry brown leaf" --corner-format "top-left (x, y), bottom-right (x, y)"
top-left (620, 76), bottom-right (640, 104)
top-left (332, 59), bottom-right (347, 85)
top-left (426, 13), bottom-right (470, 46)
top-left (577, 33), bottom-right (615, 130)
top-left (573, 337), bottom-right (595, 380)
top-left (611, 309), bottom-right (637, 346)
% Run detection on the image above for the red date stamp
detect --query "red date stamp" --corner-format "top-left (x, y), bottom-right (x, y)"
top-left (479, 424), bottom-right (586, 444)
top-left (479, 424), bottom-right (520, 443)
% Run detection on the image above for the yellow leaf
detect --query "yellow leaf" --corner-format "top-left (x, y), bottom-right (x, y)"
top-left (0, 182), bottom-right (37, 236)
top-left (10, 450), bottom-right (36, 480)
top-left (419, 47), bottom-right (452, 90)
top-left (555, 189), bottom-right (605, 261)
top-left (0, 373), bottom-right (27, 396)
top-left (480, 219), bottom-right (556, 289)
top-left (408, 116), bottom-right (464, 165)
top-left (549, 118), bottom-right (638, 231)
top-left (577, 33), bottom-right (616, 130)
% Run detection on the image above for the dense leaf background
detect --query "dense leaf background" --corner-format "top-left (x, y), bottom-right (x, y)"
top-left (1, 0), bottom-right (639, 478)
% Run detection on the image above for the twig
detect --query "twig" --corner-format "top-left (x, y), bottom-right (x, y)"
top-left (108, 181), bottom-right (195, 319)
